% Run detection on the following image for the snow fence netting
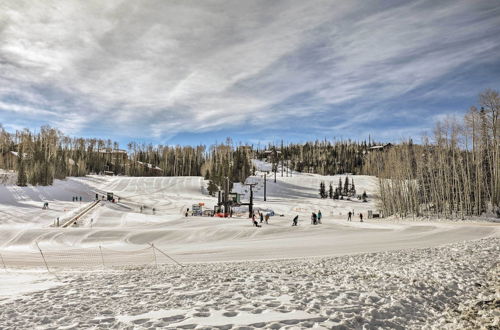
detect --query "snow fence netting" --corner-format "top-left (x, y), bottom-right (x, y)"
top-left (0, 245), bottom-right (181, 270)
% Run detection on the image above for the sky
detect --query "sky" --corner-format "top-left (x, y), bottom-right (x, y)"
top-left (0, 0), bottom-right (499, 147)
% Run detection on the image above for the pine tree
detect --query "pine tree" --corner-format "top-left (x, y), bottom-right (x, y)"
top-left (343, 176), bottom-right (349, 196)
top-left (328, 182), bottom-right (333, 199)
top-left (333, 189), bottom-right (339, 199)
top-left (319, 181), bottom-right (327, 198)
top-left (207, 180), bottom-right (219, 196)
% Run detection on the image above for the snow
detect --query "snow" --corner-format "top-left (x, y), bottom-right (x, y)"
top-left (0, 271), bottom-right (61, 299)
top-left (0, 238), bottom-right (497, 329)
top-left (0, 161), bottom-right (498, 328)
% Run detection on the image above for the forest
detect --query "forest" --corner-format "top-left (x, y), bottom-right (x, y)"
top-left (363, 89), bottom-right (499, 218)
top-left (0, 89), bottom-right (498, 218)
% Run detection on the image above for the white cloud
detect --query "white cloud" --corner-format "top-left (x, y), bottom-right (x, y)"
top-left (0, 0), bottom-right (499, 140)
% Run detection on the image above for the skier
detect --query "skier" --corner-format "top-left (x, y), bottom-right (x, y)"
top-left (347, 211), bottom-right (352, 222)
top-left (359, 213), bottom-right (363, 222)
top-left (185, 208), bottom-right (189, 217)
top-left (317, 210), bottom-right (322, 224)
top-left (292, 215), bottom-right (298, 226)
top-left (260, 212), bottom-right (264, 223)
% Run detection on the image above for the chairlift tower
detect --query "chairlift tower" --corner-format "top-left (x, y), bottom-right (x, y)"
top-left (244, 182), bottom-right (258, 218)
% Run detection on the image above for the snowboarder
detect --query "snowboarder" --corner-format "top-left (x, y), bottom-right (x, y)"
top-left (317, 210), bottom-right (322, 224)
top-left (359, 213), bottom-right (363, 222)
top-left (292, 215), bottom-right (298, 226)
top-left (347, 211), bottom-right (352, 222)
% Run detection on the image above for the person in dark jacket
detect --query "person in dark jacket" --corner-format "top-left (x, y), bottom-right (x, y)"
top-left (292, 215), bottom-right (298, 226)
top-left (311, 212), bottom-right (317, 225)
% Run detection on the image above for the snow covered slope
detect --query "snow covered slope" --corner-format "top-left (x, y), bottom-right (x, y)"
top-left (0, 166), bottom-right (498, 265)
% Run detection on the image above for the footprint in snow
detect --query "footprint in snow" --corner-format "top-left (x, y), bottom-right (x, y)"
top-left (222, 311), bottom-right (238, 317)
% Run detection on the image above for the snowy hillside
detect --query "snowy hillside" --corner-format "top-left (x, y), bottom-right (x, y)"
top-left (0, 164), bottom-right (498, 329)
top-left (0, 165), bottom-right (496, 262)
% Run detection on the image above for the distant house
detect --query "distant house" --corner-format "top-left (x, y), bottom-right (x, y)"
top-left (367, 143), bottom-right (393, 152)
top-left (135, 161), bottom-right (163, 174)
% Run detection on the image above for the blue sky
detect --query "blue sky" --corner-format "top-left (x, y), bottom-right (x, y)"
top-left (0, 0), bottom-right (499, 147)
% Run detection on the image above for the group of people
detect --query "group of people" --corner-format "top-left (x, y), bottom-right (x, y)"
top-left (289, 210), bottom-right (364, 226)
top-left (310, 210), bottom-right (322, 225)
top-left (72, 196), bottom-right (82, 202)
top-left (251, 211), bottom-right (270, 227)
top-left (347, 211), bottom-right (363, 222)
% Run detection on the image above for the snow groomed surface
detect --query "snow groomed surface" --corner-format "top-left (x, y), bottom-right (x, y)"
top-left (0, 172), bottom-right (497, 265)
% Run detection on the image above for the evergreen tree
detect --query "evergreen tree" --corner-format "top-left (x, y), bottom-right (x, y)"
top-left (343, 176), bottom-right (349, 196)
top-left (333, 189), bottom-right (339, 199)
top-left (328, 182), bottom-right (333, 199)
top-left (319, 181), bottom-right (327, 198)
top-left (350, 178), bottom-right (356, 196)
top-left (207, 180), bottom-right (219, 196)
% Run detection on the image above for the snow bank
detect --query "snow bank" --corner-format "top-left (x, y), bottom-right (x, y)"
top-left (0, 238), bottom-right (497, 329)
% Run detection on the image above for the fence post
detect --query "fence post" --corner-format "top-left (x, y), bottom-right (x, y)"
top-left (0, 253), bottom-right (6, 271)
top-left (35, 241), bottom-right (52, 274)
top-left (150, 243), bottom-right (183, 267)
top-left (99, 245), bottom-right (105, 269)
top-left (151, 243), bottom-right (158, 268)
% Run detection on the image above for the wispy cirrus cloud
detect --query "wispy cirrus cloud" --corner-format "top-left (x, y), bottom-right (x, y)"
top-left (0, 0), bottom-right (499, 144)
